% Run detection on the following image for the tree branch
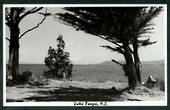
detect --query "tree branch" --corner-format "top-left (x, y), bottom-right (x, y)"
top-left (29, 7), bottom-right (37, 12)
top-left (19, 8), bottom-right (47, 39)
top-left (100, 45), bottom-right (124, 54)
top-left (6, 37), bottom-right (10, 41)
top-left (19, 7), bottom-right (43, 21)
top-left (112, 59), bottom-right (124, 67)
top-left (98, 35), bottom-right (123, 48)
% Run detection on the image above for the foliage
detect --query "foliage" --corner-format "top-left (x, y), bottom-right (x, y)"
top-left (57, 7), bottom-right (161, 45)
top-left (56, 7), bottom-right (162, 88)
top-left (43, 35), bottom-right (73, 79)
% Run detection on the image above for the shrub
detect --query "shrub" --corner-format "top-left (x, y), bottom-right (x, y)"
top-left (16, 70), bottom-right (33, 84)
top-left (155, 77), bottom-right (165, 91)
top-left (6, 70), bottom-right (33, 86)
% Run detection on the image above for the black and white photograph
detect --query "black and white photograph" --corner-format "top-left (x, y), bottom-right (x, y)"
top-left (3, 4), bottom-right (167, 106)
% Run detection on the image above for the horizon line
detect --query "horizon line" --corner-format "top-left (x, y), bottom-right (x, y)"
top-left (6, 59), bottom-right (164, 65)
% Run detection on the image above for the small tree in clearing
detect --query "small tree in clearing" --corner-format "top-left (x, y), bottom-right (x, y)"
top-left (44, 35), bottom-right (73, 79)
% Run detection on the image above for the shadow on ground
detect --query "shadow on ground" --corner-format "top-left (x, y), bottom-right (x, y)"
top-left (26, 87), bottom-right (125, 101)
top-left (7, 86), bottom-right (128, 102)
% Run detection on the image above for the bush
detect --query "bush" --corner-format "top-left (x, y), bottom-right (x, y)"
top-left (155, 78), bottom-right (165, 91)
top-left (143, 75), bottom-right (165, 91)
top-left (16, 70), bottom-right (33, 84)
top-left (144, 75), bottom-right (156, 89)
top-left (7, 70), bottom-right (33, 86)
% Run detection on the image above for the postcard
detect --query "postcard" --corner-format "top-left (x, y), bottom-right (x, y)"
top-left (3, 4), bottom-right (167, 106)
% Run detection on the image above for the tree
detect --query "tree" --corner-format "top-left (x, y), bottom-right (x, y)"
top-left (5, 7), bottom-right (47, 81)
top-left (44, 35), bottom-right (73, 79)
top-left (56, 7), bottom-right (162, 88)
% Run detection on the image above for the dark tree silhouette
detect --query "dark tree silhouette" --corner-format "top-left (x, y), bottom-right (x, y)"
top-left (56, 7), bottom-right (162, 88)
top-left (44, 35), bottom-right (73, 79)
top-left (5, 7), bottom-right (47, 81)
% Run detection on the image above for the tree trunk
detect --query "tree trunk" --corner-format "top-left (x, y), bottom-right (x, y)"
top-left (133, 51), bottom-right (142, 85)
top-left (8, 24), bottom-right (20, 81)
top-left (123, 44), bottom-right (140, 89)
top-left (133, 38), bottom-right (142, 85)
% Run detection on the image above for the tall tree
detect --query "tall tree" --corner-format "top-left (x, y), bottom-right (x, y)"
top-left (56, 7), bottom-right (162, 88)
top-left (5, 7), bottom-right (47, 81)
top-left (44, 35), bottom-right (73, 79)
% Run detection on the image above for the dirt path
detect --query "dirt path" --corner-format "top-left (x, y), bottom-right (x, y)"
top-left (6, 80), bottom-right (165, 102)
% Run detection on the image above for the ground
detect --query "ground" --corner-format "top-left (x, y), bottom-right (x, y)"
top-left (6, 79), bottom-right (165, 102)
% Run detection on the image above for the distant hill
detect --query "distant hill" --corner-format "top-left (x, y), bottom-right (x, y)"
top-left (142, 60), bottom-right (164, 65)
top-left (101, 60), bottom-right (164, 65)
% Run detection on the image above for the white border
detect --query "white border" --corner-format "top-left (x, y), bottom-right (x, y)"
top-left (2, 4), bottom-right (167, 7)
top-left (164, 5), bottom-right (167, 106)
top-left (3, 4), bottom-right (167, 107)
top-left (3, 3), bottom-right (6, 106)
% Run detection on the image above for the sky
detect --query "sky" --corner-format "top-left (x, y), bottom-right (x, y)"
top-left (5, 7), bottom-right (166, 64)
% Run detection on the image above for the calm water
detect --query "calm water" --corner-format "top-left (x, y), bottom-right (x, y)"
top-left (16, 62), bottom-right (164, 83)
